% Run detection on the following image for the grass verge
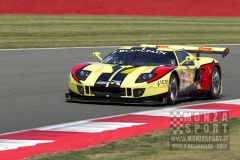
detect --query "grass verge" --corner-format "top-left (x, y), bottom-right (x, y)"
top-left (28, 117), bottom-right (240, 160)
top-left (0, 15), bottom-right (240, 49)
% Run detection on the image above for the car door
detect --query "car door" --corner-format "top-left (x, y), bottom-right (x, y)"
top-left (175, 51), bottom-right (197, 96)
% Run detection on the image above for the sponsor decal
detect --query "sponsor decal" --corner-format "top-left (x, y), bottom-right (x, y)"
top-left (96, 80), bottom-right (108, 85)
top-left (148, 82), bottom-right (158, 91)
top-left (198, 47), bottom-right (212, 51)
top-left (160, 80), bottom-right (168, 84)
top-left (157, 81), bottom-right (160, 87)
top-left (186, 71), bottom-right (193, 78)
top-left (110, 80), bottom-right (121, 86)
top-left (96, 80), bottom-right (122, 86)
top-left (157, 80), bottom-right (168, 88)
top-left (118, 49), bottom-right (166, 55)
top-left (180, 70), bottom-right (193, 90)
top-left (185, 80), bottom-right (192, 83)
top-left (156, 45), bottom-right (169, 48)
top-left (148, 82), bottom-right (155, 88)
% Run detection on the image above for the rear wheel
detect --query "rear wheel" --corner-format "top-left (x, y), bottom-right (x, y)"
top-left (167, 73), bottom-right (178, 105)
top-left (207, 67), bottom-right (220, 99)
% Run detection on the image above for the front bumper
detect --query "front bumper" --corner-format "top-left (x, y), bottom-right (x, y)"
top-left (65, 92), bottom-right (168, 105)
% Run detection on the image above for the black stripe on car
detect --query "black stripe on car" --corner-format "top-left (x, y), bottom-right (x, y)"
top-left (94, 65), bottom-right (122, 87)
top-left (108, 67), bottom-right (136, 88)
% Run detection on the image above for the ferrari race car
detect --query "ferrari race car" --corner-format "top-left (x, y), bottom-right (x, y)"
top-left (65, 44), bottom-right (229, 105)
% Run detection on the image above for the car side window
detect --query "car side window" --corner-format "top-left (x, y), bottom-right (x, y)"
top-left (176, 51), bottom-right (194, 66)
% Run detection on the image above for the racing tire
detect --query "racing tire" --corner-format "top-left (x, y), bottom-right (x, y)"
top-left (167, 73), bottom-right (178, 105)
top-left (207, 67), bottom-right (220, 99)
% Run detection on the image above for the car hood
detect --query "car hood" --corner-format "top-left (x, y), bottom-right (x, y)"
top-left (80, 62), bottom-right (174, 87)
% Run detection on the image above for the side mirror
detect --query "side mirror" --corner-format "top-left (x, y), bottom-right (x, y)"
top-left (179, 56), bottom-right (195, 66)
top-left (93, 52), bottom-right (103, 63)
top-left (186, 56), bottom-right (195, 62)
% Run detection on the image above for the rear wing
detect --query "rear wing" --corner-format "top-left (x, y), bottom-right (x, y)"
top-left (139, 44), bottom-right (229, 58)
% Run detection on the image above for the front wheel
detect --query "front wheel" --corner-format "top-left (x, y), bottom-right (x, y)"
top-left (167, 73), bottom-right (178, 105)
top-left (207, 67), bottom-right (220, 99)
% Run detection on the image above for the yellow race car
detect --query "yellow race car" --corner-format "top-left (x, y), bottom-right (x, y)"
top-left (65, 44), bottom-right (229, 105)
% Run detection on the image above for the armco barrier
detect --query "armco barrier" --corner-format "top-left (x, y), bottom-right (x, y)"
top-left (0, 0), bottom-right (240, 16)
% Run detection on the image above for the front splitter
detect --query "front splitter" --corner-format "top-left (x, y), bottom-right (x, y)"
top-left (65, 93), bottom-right (167, 105)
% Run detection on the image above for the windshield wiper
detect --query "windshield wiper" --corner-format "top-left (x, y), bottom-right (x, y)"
top-left (129, 51), bottom-right (139, 65)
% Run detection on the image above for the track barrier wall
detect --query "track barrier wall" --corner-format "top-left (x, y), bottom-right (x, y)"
top-left (1, 0), bottom-right (240, 16)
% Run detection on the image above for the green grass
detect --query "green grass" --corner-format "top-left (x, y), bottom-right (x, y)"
top-left (0, 15), bottom-right (240, 49)
top-left (28, 117), bottom-right (240, 160)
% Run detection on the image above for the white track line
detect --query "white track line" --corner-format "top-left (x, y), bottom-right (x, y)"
top-left (0, 139), bottom-right (53, 151)
top-left (216, 99), bottom-right (240, 104)
top-left (37, 121), bottom-right (145, 133)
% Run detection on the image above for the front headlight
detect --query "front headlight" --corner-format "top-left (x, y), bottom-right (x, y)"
top-left (135, 73), bottom-right (156, 83)
top-left (76, 70), bottom-right (91, 81)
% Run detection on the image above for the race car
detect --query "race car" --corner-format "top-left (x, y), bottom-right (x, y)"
top-left (65, 44), bottom-right (229, 105)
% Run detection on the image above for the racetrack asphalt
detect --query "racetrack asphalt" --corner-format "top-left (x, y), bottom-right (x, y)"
top-left (0, 46), bottom-right (239, 134)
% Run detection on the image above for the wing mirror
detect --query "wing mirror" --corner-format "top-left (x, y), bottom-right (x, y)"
top-left (180, 56), bottom-right (195, 66)
top-left (93, 52), bottom-right (103, 62)
top-left (186, 56), bottom-right (195, 61)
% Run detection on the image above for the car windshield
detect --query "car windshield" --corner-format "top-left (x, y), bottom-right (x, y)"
top-left (102, 49), bottom-right (177, 66)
